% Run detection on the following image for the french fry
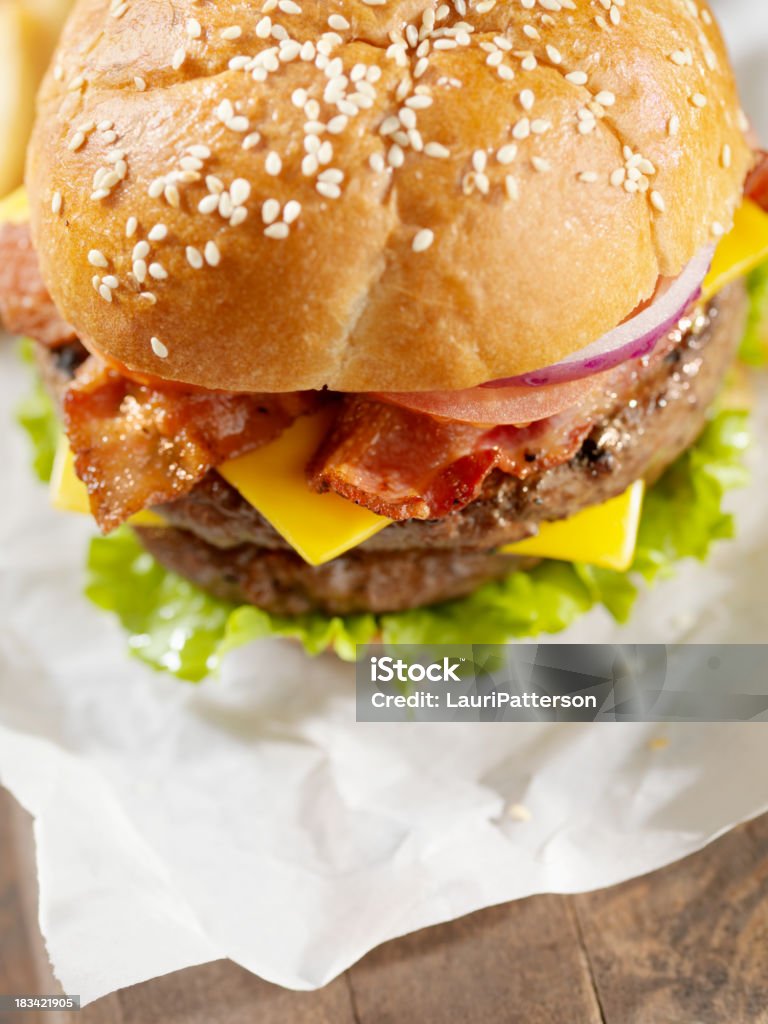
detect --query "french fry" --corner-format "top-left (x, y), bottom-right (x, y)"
top-left (0, 0), bottom-right (74, 197)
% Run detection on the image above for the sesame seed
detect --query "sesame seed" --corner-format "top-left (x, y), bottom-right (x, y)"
top-left (51, 191), bottom-right (62, 214)
top-left (230, 178), bottom-right (251, 206)
top-left (151, 337), bottom-right (169, 359)
top-left (88, 249), bottom-right (108, 268)
top-left (265, 223), bottom-right (290, 240)
top-left (149, 262), bottom-right (168, 280)
top-left (512, 117), bottom-right (531, 140)
top-left (412, 228), bottom-right (434, 253)
top-left (186, 246), bottom-right (204, 269)
top-left (283, 200), bottom-right (302, 224)
top-left (670, 49), bottom-right (692, 66)
top-left (198, 194), bottom-right (220, 215)
top-left (262, 199), bottom-right (281, 224)
top-left (388, 144), bottom-right (405, 168)
top-left (650, 190), bottom-right (666, 212)
top-left (265, 151), bottom-right (282, 175)
top-left (204, 241), bottom-right (221, 266)
top-left (148, 224), bottom-right (168, 242)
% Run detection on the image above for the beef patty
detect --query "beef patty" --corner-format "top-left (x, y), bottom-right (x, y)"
top-left (39, 282), bottom-right (747, 615)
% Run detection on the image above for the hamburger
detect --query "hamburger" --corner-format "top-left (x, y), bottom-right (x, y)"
top-left (3, 0), bottom-right (768, 675)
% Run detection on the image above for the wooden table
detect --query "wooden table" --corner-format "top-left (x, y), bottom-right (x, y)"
top-left (2, 785), bottom-right (768, 1024)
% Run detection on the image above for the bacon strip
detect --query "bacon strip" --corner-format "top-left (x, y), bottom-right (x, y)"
top-left (308, 396), bottom-right (592, 519)
top-left (0, 223), bottom-right (76, 347)
top-left (308, 314), bottom-right (694, 521)
top-left (64, 356), bottom-right (319, 532)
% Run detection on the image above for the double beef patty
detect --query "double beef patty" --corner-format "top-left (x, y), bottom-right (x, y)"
top-left (41, 282), bottom-right (746, 616)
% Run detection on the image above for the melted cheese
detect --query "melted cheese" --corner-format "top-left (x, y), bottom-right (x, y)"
top-left (218, 409), bottom-right (391, 565)
top-left (501, 481), bottom-right (645, 571)
top-left (703, 199), bottom-right (768, 301)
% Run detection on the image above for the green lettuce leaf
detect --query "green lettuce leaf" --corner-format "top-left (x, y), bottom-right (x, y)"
top-left (14, 279), bottom-right (761, 681)
top-left (740, 260), bottom-right (768, 367)
top-left (15, 338), bottom-right (58, 482)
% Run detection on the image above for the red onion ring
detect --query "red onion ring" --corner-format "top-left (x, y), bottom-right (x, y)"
top-left (483, 243), bottom-right (715, 388)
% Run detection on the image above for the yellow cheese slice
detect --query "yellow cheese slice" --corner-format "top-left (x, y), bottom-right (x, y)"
top-left (703, 199), bottom-right (768, 302)
top-left (218, 409), bottom-right (391, 566)
top-left (50, 437), bottom-right (164, 527)
top-left (0, 184), bottom-right (30, 225)
top-left (501, 480), bottom-right (645, 572)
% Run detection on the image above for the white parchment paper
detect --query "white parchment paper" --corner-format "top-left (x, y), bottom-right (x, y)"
top-left (1, 0), bottom-right (767, 1004)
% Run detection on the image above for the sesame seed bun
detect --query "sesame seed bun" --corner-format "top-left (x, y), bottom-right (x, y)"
top-left (27, 0), bottom-right (751, 393)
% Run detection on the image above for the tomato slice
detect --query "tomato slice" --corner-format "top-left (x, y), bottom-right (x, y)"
top-left (375, 376), bottom-right (597, 426)
top-left (746, 150), bottom-right (768, 214)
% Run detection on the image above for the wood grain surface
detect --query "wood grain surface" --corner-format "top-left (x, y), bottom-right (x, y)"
top-left (2, 785), bottom-right (768, 1024)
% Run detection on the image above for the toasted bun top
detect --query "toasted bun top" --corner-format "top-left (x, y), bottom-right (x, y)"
top-left (27, 0), bottom-right (751, 393)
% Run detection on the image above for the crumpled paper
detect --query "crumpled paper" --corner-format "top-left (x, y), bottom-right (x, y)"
top-left (1, 0), bottom-right (767, 1003)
